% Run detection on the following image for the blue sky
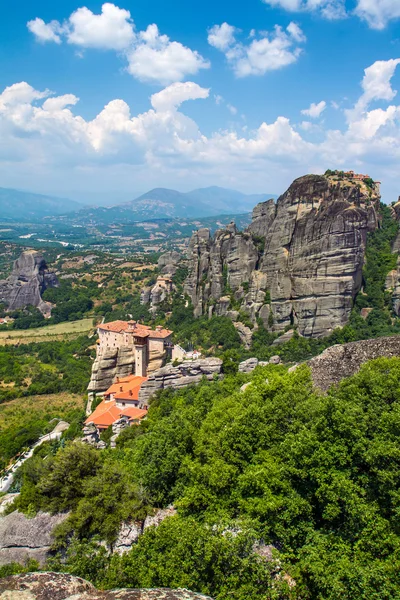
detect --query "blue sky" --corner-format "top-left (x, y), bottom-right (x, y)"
top-left (1, 0), bottom-right (400, 204)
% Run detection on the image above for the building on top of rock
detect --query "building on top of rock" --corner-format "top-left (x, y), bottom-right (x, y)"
top-left (97, 320), bottom-right (172, 377)
top-left (0, 250), bottom-right (58, 316)
top-left (87, 320), bottom-right (173, 398)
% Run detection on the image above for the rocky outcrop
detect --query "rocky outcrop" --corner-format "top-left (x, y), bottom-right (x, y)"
top-left (87, 347), bottom-right (136, 394)
top-left (0, 250), bottom-right (58, 315)
top-left (0, 573), bottom-right (214, 599)
top-left (184, 224), bottom-right (259, 318)
top-left (184, 174), bottom-right (380, 338)
top-left (0, 511), bottom-right (67, 566)
top-left (139, 358), bottom-right (222, 405)
top-left (308, 335), bottom-right (400, 392)
top-left (158, 251), bottom-right (182, 275)
top-left (114, 506), bottom-right (177, 555)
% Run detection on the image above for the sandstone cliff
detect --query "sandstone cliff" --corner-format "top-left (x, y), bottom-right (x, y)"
top-left (0, 250), bottom-right (58, 316)
top-left (184, 174), bottom-right (380, 338)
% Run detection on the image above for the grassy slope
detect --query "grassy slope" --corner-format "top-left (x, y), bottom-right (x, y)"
top-left (0, 318), bottom-right (94, 344)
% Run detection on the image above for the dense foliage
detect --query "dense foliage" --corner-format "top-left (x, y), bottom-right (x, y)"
top-left (0, 392), bottom-right (84, 470)
top-left (0, 336), bottom-right (93, 403)
top-left (9, 358), bottom-right (400, 599)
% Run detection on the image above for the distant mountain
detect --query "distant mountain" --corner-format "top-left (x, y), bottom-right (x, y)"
top-left (0, 188), bottom-right (82, 221)
top-left (120, 186), bottom-right (277, 219)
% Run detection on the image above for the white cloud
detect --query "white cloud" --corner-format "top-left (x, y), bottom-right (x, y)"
top-left (27, 3), bottom-right (208, 85)
top-left (214, 94), bottom-right (224, 105)
top-left (126, 24), bottom-right (210, 85)
top-left (3, 58), bottom-right (400, 199)
top-left (227, 103), bottom-right (238, 115)
top-left (208, 22), bottom-right (306, 77)
top-left (301, 100), bottom-right (327, 117)
top-left (354, 0), bottom-right (400, 29)
top-left (67, 3), bottom-right (135, 50)
top-left (208, 23), bottom-right (237, 51)
top-left (27, 18), bottom-right (63, 44)
top-left (360, 58), bottom-right (400, 105)
top-left (42, 95), bottom-right (80, 112)
top-left (263, 0), bottom-right (400, 28)
top-left (262, 0), bottom-right (347, 19)
top-left (150, 82), bottom-right (209, 112)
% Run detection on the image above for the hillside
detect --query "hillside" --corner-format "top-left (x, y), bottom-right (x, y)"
top-left (67, 186), bottom-right (277, 225)
top-left (0, 188), bottom-right (82, 220)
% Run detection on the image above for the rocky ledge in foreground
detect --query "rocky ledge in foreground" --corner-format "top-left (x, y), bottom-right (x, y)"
top-left (309, 335), bottom-right (400, 391)
top-left (0, 572), bottom-right (214, 600)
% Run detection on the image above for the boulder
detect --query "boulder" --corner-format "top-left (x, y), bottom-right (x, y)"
top-left (308, 335), bottom-right (400, 392)
top-left (139, 358), bottom-right (222, 405)
top-left (0, 572), bottom-right (214, 599)
top-left (269, 355), bottom-right (281, 364)
top-left (0, 511), bottom-right (68, 566)
top-left (238, 358), bottom-right (258, 373)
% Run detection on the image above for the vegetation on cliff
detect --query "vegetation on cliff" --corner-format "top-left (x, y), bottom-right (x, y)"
top-left (8, 357), bottom-right (400, 599)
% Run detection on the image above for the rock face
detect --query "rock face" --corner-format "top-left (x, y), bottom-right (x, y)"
top-left (0, 250), bottom-right (58, 315)
top-left (0, 573), bottom-right (214, 600)
top-left (184, 174), bottom-right (380, 338)
top-left (308, 335), bottom-right (400, 392)
top-left (87, 347), bottom-right (136, 394)
top-left (0, 511), bottom-right (67, 566)
top-left (139, 358), bottom-right (222, 404)
top-left (114, 506), bottom-right (177, 555)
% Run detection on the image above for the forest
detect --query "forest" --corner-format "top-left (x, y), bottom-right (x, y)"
top-left (6, 357), bottom-right (400, 599)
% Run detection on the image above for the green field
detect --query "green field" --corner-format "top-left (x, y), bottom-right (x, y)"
top-left (0, 318), bottom-right (94, 345)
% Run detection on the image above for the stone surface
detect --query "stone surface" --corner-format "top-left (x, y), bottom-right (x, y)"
top-left (308, 335), bottom-right (400, 392)
top-left (138, 358), bottom-right (222, 404)
top-left (184, 174), bottom-right (380, 338)
top-left (0, 251), bottom-right (58, 316)
top-left (240, 382), bottom-right (252, 393)
top-left (269, 355), bottom-right (281, 364)
top-left (238, 358), bottom-right (258, 373)
top-left (157, 251), bottom-right (182, 275)
top-left (0, 573), bottom-right (214, 599)
top-left (114, 506), bottom-right (177, 555)
top-left (0, 511), bottom-right (67, 566)
top-left (233, 322), bottom-right (253, 350)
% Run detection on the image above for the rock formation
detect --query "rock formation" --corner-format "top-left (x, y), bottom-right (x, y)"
top-left (0, 510), bottom-right (67, 566)
top-left (114, 506), bottom-right (177, 555)
top-left (184, 174), bottom-right (380, 338)
top-left (308, 335), bottom-right (400, 391)
top-left (0, 573), bottom-right (214, 600)
top-left (138, 358), bottom-right (222, 405)
top-left (0, 250), bottom-right (58, 316)
top-left (87, 347), bottom-right (136, 394)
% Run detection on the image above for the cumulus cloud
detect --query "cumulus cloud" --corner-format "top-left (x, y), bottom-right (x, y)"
top-left (27, 18), bottom-right (64, 44)
top-left (354, 0), bottom-right (400, 29)
top-left (67, 3), bottom-right (135, 50)
top-left (150, 82), bottom-right (209, 112)
top-left (208, 23), bottom-right (238, 51)
top-left (262, 0), bottom-right (347, 20)
top-left (126, 25), bottom-right (210, 85)
top-left (3, 58), bottom-right (400, 197)
top-left (208, 22), bottom-right (306, 77)
top-left (27, 3), bottom-right (209, 85)
top-left (301, 100), bottom-right (327, 118)
top-left (263, 0), bottom-right (400, 27)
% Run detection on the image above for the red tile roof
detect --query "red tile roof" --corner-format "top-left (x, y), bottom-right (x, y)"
top-left (98, 320), bottom-right (172, 339)
top-left (85, 399), bottom-right (147, 429)
top-left (104, 375), bottom-right (147, 399)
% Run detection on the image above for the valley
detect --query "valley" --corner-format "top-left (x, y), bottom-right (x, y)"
top-left (1, 170), bottom-right (400, 599)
